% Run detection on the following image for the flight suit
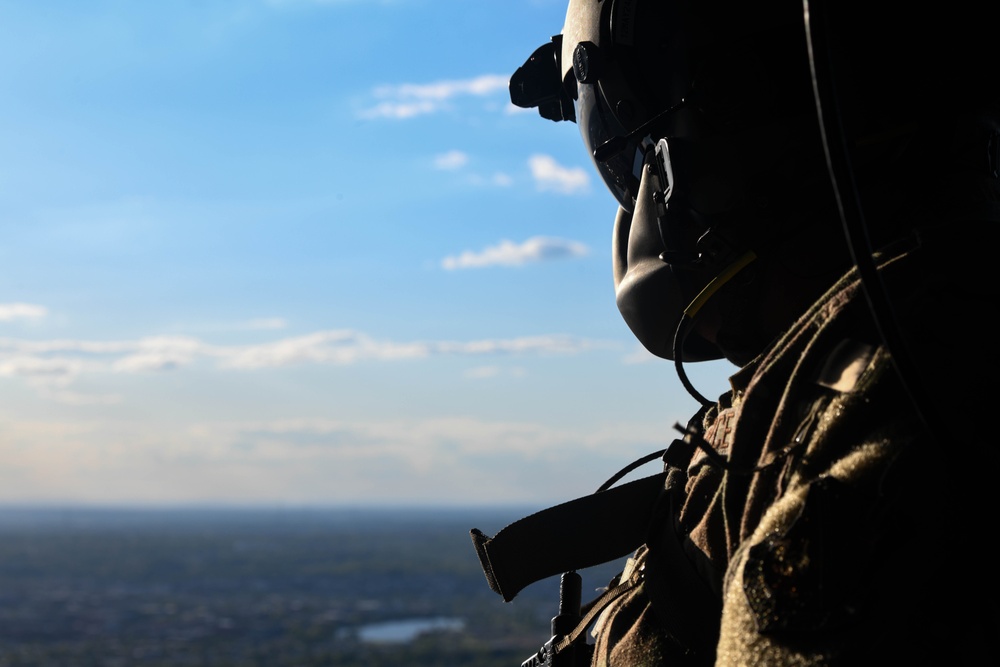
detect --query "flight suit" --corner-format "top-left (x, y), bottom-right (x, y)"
top-left (591, 218), bottom-right (1000, 665)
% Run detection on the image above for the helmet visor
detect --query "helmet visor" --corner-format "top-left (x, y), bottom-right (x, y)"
top-left (576, 82), bottom-right (647, 213)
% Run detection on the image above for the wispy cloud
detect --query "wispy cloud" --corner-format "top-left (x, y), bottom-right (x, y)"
top-left (0, 330), bottom-right (608, 401)
top-left (623, 344), bottom-right (659, 364)
top-left (358, 75), bottom-right (509, 120)
top-left (111, 335), bottom-right (207, 373)
top-left (441, 236), bottom-right (589, 270)
top-left (529, 154), bottom-right (590, 194)
top-left (0, 303), bottom-right (48, 322)
top-left (433, 150), bottom-right (468, 170)
top-left (221, 331), bottom-right (601, 369)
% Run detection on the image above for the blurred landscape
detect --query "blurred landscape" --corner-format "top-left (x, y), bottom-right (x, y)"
top-left (0, 507), bottom-right (625, 667)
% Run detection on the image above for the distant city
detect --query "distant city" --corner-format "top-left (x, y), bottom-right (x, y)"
top-left (0, 507), bottom-right (626, 667)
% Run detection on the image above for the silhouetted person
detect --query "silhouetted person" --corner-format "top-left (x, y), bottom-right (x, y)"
top-left (474, 0), bottom-right (1000, 663)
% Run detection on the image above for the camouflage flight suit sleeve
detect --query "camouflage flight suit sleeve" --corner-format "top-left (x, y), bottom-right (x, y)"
top-left (590, 221), bottom-right (1000, 665)
top-left (715, 226), bottom-right (1000, 665)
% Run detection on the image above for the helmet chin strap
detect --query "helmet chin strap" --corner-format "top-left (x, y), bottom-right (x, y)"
top-left (682, 250), bottom-right (758, 322)
top-left (672, 249), bottom-right (757, 407)
top-left (649, 135), bottom-right (761, 392)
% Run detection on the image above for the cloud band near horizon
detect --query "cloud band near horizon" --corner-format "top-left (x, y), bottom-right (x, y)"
top-left (0, 329), bottom-right (612, 400)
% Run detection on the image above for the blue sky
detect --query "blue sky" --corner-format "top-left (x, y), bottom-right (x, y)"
top-left (0, 0), bottom-right (732, 507)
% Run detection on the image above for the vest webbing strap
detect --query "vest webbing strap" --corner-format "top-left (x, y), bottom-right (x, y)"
top-left (470, 472), bottom-right (668, 602)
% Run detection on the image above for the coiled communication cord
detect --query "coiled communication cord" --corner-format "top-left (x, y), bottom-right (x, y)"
top-left (671, 250), bottom-right (757, 408)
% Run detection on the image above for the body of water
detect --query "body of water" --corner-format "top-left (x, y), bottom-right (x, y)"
top-left (356, 617), bottom-right (466, 643)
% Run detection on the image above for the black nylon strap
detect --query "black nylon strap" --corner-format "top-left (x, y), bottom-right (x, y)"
top-left (470, 472), bottom-right (668, 602)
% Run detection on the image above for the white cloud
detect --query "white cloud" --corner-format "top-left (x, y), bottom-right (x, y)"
top-left (434, 334), bottom-right (598, 355)
top-left (0, 329), bottom-right (609, 399)
top-left (433, 150), bottom-right (469, 170)
top-left (359, 99), bottom-right (438, 120)
top-left (359, 74), bottom-right (509, 120)
top-left (385, 76), bottom-right (510, 100)
top-left (441, 236), bottom-right (589, 270)
top-left (623, 344), bottom-right (659, 364)
top-left (220, 332), bottom-right (601, 368)
top-left (220, 330), bottom-right (394, 368)
top-left (505, 102), bottom-right (534, 115)
top-left (528, 154), bottom-right (590, 194)
top-left (0, 303), bottom-right (48, 322)
top-left (108, 335), bottom-right (206, 373)
top-left (0, 355), bottom-right (84, 384)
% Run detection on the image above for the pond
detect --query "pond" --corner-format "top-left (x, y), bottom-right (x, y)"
top-left (356, 616), bottom-right (466, 644)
